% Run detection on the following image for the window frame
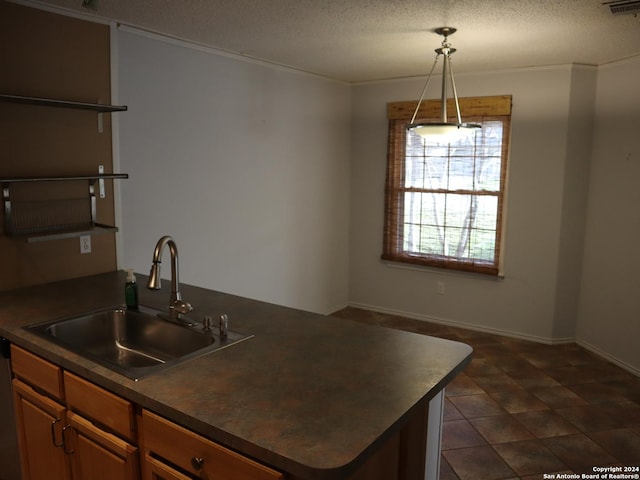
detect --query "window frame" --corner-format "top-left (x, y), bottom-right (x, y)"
top-left (382, 95), bottom-right (512, 276)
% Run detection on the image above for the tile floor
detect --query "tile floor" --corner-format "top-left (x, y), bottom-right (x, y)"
top-left (333, 307), bottom-right (640, 480)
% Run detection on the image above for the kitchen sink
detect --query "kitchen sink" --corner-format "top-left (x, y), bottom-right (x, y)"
top-left (26, 305), bottom-right (252, 380)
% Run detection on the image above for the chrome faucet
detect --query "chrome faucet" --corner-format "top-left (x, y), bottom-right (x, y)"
top-left (147, 236), bottom-right (193, 322)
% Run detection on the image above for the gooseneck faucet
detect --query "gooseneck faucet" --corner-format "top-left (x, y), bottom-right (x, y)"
top-left (147, 236), bottom-right (193, 321)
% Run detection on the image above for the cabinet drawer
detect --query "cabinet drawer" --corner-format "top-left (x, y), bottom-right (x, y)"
top-left (141, 409), bottom-right (283, 480)
top-left (143, 453), bottom-right (192, 480)
top-left (11, 344), bottom-right (64, 400)
top-left (64, 371), bottom-right (136, 441)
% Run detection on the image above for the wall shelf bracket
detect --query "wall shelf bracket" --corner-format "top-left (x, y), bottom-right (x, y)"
top-left (1, 173), bottom-right (128, 242)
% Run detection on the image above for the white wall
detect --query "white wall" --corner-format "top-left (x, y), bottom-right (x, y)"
top-left (349, 66), bottom-right (595, 343)
top-left (117, 29), bottom-right (351, 314)
top-left (578, 56), bottom-right (640, 373)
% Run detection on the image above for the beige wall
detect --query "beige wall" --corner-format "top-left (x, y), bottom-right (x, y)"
top-left (552, 67), bottom-right (598, 339)
top-left (115, 28), bottom-right (352, 315)
top-left (578, 56), bottom-right (640, 373)
top-left (350, 61), bottom-right (640, 374)
top-left (349, 66), bottom-right (589, 342)
top-left (0, 2), bottom-right (118, 290)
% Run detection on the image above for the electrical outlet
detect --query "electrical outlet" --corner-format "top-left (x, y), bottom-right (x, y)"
top-left (437, 281), bottom-right (445, 295)
top-left (80, 235), bottom-right (92, 254)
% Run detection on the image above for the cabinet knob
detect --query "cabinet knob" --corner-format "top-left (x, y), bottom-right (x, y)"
top-left (191, 456), bottom-right (205, 470)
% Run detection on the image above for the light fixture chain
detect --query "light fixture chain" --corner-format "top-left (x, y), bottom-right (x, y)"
top-left (446, 55), bottom-right (464, 125)
top-left (407, 27), bottom-right (481, 138)
top-left (410, 54), bottom-right (441, 125)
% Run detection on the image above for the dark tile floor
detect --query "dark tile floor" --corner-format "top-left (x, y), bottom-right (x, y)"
top-left (333, 307), bottom-right (640, 480)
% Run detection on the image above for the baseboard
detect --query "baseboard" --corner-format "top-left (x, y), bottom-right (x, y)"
top-left (322, 302), bottom-right (350, 316)
top-left (346, 301), bottom-right (574, 344)
top-left (576, 338), bottom-right (640, 377)
top-left (344, 302), bottom-right (639, 377)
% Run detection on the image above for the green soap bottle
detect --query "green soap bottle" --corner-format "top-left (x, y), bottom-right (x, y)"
top-left (125, 269), bottom-right (139, 309)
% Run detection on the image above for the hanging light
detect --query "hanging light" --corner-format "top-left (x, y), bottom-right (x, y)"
top-left (408, 27), bottom-right (480, 139)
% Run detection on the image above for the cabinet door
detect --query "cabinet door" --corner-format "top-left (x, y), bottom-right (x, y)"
top-left (143, 453), bottom-right (192, 480)
top-left (66, 411), bottom-right (139, 480)
top-left (12, 379), bottom-right (70, 480)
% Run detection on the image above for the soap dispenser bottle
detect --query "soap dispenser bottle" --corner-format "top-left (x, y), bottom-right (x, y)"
top-left (125, 269), bottom-right (139, 309)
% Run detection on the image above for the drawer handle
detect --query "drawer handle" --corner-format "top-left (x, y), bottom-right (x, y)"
top-left (191, 456), bottom-right (205, 470)
top-left (62, 425), bottom-right (75, 455)
top-left (50, 418), bottom-right (63, 448)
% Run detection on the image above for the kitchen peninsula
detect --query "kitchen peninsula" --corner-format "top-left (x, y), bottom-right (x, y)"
top-left (0, 271), bottom-right (471, 480)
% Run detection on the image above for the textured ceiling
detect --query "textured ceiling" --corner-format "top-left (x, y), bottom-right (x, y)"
top-left (26, 0), bottom-right (640, 82)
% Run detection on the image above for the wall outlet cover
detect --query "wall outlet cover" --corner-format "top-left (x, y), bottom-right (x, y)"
top-left (80, 235), bottom-right (92, 254)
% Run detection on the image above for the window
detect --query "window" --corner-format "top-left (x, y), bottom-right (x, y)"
top-left (383, 96), bottom-right (512, 275)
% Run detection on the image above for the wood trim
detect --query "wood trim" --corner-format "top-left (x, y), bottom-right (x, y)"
top-left (382, 112), bottom-right (510, 276)
top-left (348, 433), bottom-right (400, 480)
top-left (398, 401), bottom-right (428, 480)
top-left (346, 400), bottom-right (430, 480)
top-left (387, 95), bottom-right (512, 120)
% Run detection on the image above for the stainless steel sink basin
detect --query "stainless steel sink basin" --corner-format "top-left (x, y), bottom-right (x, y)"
top-left (26, 305), bottom-right (252, 380)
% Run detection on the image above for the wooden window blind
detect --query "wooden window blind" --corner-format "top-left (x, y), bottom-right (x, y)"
top-left (383, 95), bottom-right (512, 275)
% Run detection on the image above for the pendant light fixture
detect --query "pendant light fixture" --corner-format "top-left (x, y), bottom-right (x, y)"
top-left (408, 27), bottom-right (480, 139)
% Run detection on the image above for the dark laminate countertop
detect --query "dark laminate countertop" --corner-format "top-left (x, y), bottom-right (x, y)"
top-left (0, 271), bottom-right (472, 480)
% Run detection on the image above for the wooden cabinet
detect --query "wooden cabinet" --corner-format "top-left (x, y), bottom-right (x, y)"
top-left (64, 371), bottom-right (136, 442)
top-left (66, 411), bottom-right (138, 480)
top-left (11, 345), bottom-right (138, 480)
top-left (12, 379), bottom-right (69, 480)
top-left (11, 344), bottom-right (64, 399)
top-left (140, 409), bottom-right (284, 480)
top-left (142, 454), bottom-right (194, 480)
top-left (10, 345), bottom-right (284, 480)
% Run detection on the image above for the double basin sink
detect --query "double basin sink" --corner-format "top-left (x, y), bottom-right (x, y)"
top-left (27, 305), bottom-right (252, 380)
